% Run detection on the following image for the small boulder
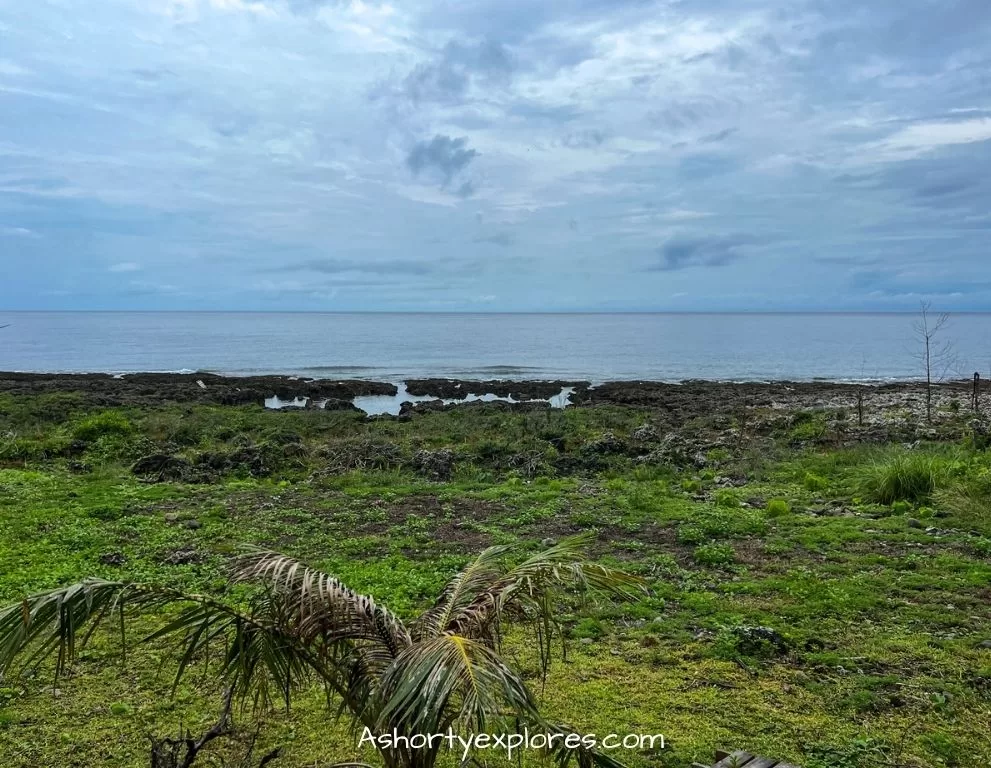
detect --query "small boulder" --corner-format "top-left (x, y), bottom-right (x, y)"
top-left (98, 551), bottom-right (127, 567)
top-left (162, 548), bottom-right (203, 566)
top-left (321, 398), bottom-right (361, 412)
top-left (631, 424), bottom-right (659, 443)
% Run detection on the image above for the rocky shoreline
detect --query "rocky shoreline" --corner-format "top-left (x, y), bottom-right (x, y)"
top-left (0, 371), bottom-right (982, 427)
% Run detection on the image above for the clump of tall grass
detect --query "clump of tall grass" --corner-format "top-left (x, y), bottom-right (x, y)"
top-left (858, 452), bottom-right (948, 504)
top-left (934, 467), bottom-right (991, 534)
top-left (72, 410), bottom-right (133, 441)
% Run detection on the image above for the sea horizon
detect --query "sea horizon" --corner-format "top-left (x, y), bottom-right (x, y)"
top-left (2, 311), bottom-right (988, 382)
top-left (4, 309), bottom-right (991, 316)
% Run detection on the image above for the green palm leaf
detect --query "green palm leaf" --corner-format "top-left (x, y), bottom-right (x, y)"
top-left (0, 539), bottom-right (645, 768)
top-left (377, 633), bottom-right (537, 734)
top-left (234, 549), bottom-right (411, 657)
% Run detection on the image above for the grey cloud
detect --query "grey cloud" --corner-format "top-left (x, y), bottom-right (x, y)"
top-left (915, 179), bottom-right (978, 199)
top-left (677, 153), bottom-right (737, 181)
top-left (562, 129), bottom-right (606, 149)
top-left (650, 235), bottom-right (759, 271)
top-left (281, 258), bottom-right (435, 276)
top-left (814, 255), bottom-right (883, 267)
top-left (406, 135), bottom-right (479, 186)
top-left (421, 0), bottom-right (657, 45)
top-left (809, 0), bottom-right (991, 69)
top-left (455, 180), bottom-right (477, 198)
top-left (524, 35), bottom-right (597, 72)
top-left (506, 100), bottom-right (585, 124)
top-left (847, 266), bottom-right (991, 299)
top-left (474, 232), bottom-right (514, 247)
top-left (699, 128), bottom-right (738, 144)
top-left (6, 0), bottom-right (991, 312)
top-left (833, 145), bottom-right (991, 212)
top-left (648, 99), bottom-right (731, 133)
top-left (131, 68), bottom-right (171, 83)
top-left (400, 39), bottom-right (515, 105)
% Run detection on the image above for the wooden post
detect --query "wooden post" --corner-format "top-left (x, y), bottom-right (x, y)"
top-left (974, 372), bottom-right (981, 413)
top-left (857, 389), bottom-right (864, 427)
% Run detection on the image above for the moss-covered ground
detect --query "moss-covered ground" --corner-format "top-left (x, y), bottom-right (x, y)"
top-left (0, 392), bottom-right (989, 767)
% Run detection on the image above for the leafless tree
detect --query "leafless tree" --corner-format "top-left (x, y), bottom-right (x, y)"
top-left (912, 301), bottom-right (956, 423)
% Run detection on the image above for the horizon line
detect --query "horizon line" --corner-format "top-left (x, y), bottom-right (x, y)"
top-left (3, 309), bottom-right (991, 316)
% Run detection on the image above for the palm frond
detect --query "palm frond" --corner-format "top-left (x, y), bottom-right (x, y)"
top-left (541, 722), bottom-right (632, 768)
top-left (0, 579), bottom-right (162, 677)
top-left (410, 545), bottom-right (510, 641)
top-left (1, 543), bottom-right (645, 768)
top-left (443, 536), bottom-right (646, 639)
top-left (376, 634), bottom-right (537, 735)
top-left (503, 536), bottom-right (648, 599)
top-left (0, 578), bottom-right (320, 712)
top-left (234, 550), bottom-right (411, 657)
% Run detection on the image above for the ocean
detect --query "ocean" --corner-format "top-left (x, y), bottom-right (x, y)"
top-left (0, 312), bottom-right (988, 382)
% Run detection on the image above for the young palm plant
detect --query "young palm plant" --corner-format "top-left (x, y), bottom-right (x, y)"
top-left (0, 537), bottom-right (645, 768)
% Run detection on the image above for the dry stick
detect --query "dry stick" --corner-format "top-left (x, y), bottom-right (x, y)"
top-left (150, 687), bottom-right (249, 768)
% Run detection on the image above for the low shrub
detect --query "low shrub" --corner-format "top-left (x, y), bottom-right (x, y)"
top-left (934, 465), bottom-right (991, 533)
top-left (713, 489), bottom-right (740, 508)
top-left (789, 410), bottom-right (828, 441)
top-left (680, 478), bottom-right (703, 494)
top-left (693, 542), bottom-right (736, 566)
top-left (766, 498), bottom-right (791, 517)
top-left (890, 500), bottom-right (912, 515)
top-left (803, 472), bottom-right (829, 493)
top-left (571, 617), bottom-right (606, 639)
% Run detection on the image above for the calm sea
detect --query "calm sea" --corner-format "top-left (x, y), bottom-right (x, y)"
top-left (0, 312), bottom-right (988, 382)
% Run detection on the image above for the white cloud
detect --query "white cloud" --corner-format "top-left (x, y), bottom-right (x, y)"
top-left (0, 227), bottom-right (39, 237)
top-left (875, 118), bottom-right (991, 159)
top-left (0, 59), bottom-right (29, 77)
top-left (163, 0), bottom-right (277, 19)
top-left (2, 0), bottom-right (991, 310)
top-left (663, 209), bottom-right (712, 221)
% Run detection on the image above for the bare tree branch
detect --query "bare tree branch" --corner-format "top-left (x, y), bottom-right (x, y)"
top-left (912, 301), bottom-right (958, 423)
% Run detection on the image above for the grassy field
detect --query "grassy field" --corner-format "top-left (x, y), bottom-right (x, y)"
top-left (0, 389), bottom-right (990, 767)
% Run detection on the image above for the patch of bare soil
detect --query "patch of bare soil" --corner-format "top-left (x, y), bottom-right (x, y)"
top-left (521, 513), bottom-right (686, 560)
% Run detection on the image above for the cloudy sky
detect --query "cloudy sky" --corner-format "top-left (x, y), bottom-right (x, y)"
top-left (1, 0), bottom-right (990, 311)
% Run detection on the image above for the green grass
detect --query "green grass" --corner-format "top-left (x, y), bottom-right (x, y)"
top-left (72, 410), bottom-right (135, 441)
top-left (857, 451), bottom-right (951, 504)
top-left (0, 397), bottom-right (989, 767)
top-left (692, 542), bottom-right (736, 566)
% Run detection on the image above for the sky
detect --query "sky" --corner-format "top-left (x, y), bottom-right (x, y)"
top-left (1, 0), bottom-right (990, 312)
